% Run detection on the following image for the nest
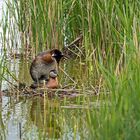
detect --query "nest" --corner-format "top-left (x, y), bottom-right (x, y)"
top-left (1, 81), bottom-right (100, 100)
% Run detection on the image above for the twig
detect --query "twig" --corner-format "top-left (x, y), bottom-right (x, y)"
top-left (66, 34), bottom-right (83, 48)
top-left (59, 66), bottom-right (77, 85)
top-left (36, 88), bottom-right (80, 92)
top-left (2, 76), bottom-right (17, 87)
top-left (35, 88), bottom-right (98, 95)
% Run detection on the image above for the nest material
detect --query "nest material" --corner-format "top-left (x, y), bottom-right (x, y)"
top-left (2, 83), bottom-right (81, 99)
top-left (1, 82), bottom-right (99, 99)
top-left (62, 34), bottom-right (84, 58)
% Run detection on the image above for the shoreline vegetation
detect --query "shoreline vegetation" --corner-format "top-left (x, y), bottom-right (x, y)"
top-left (0, 0), bottom-right (140, 139)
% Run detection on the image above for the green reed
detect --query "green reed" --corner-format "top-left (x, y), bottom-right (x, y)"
top-left (87, 52), bottom-right (140, 139)
top-left (3, 0), bottom-right (140, 57)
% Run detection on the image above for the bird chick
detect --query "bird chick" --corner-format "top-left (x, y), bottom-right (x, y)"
top-left (46, 70), bottom-right (59, 88)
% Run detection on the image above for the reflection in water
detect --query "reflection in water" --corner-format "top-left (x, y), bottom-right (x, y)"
top-left (1, 96), bottom-right (26, 140)
top-left (0, 99), bottom-right (6, 140)
top-left (29, 97), bottom-right (61, 139)
top-left (1, 94), bottom-right (90, 139)
top-left (24, 97), bottom-right (89, 139)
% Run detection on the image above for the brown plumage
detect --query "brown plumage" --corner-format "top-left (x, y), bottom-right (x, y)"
top-left (30, 49), bottom-right (63, 87)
